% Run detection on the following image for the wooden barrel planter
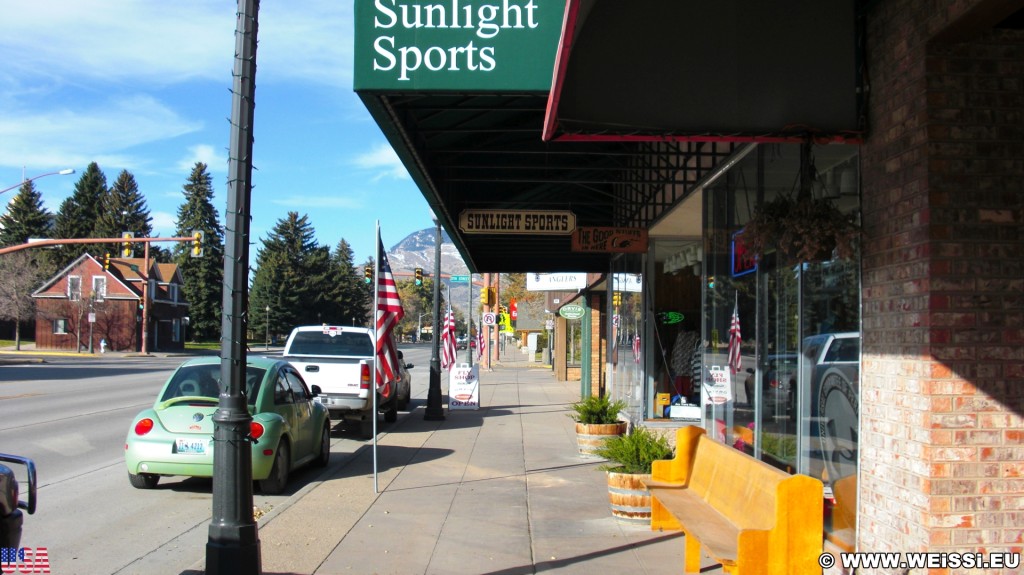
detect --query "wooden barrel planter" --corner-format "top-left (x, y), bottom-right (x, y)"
top-left (575, 421), bottom-right (626, 458)
top-left (606, 471), bottom-right (652, 523)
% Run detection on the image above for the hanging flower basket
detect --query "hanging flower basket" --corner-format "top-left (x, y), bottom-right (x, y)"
top-left (742, 195), bottom-right (858, 264)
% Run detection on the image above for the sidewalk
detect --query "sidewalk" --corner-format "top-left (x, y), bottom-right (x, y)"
top-left (184, 354), bottom-right (720, 575)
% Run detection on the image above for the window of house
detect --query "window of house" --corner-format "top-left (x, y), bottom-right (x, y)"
top-left (169, 284), bottom-right (179, 303)
top-left (68, 276), bottom-right (82, 301)
top-left (92, 276), bottom-right (106, 301)
top-left (53, 319), bottom-right (68, 334)
top-left (172, 318), bottom-right (181, 342)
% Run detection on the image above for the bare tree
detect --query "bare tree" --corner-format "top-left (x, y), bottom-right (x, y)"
top-left (0, 251), bottom-right (48, 350)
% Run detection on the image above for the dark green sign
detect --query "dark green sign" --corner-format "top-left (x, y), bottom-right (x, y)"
top-left (354, 0), bottom-right (567, 91)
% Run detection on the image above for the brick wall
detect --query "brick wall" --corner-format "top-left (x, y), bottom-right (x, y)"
top-left (860, 0), bottom-right (1024, 566)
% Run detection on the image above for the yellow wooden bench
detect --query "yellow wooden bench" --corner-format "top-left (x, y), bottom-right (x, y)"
top-left (643, 426), bottom-right (824, 575)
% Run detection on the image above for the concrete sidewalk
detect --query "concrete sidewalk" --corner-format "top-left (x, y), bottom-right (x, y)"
top-left (185, 356), bottom-right (717, 575)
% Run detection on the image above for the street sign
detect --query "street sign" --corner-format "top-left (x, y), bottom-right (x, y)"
top-left (482, 312), bottom-right (496, 325)
top-left (450, 275), bottom-right (470, 282)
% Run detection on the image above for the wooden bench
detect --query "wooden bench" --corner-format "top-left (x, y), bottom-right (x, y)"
top-left (643, 426), bottom-right (823, 575)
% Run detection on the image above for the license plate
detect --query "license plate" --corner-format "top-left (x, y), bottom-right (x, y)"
top-left (176, 438), bottom-right (208, 455)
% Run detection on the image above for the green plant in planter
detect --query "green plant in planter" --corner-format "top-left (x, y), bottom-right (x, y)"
top-left (593, 426), bottom-right (673, 475)
top-left (570, 395), bottom-right (627, 425)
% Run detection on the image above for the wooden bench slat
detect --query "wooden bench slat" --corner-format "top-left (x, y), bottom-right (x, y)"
top-left (649, 487), bottom-right (739, 563)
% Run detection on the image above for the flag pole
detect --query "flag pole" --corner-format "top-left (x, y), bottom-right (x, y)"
top-left (372, 221), bottom-right (380, 493)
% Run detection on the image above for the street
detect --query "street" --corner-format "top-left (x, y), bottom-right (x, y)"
top-left (0, 345), bottom-right (432, 574)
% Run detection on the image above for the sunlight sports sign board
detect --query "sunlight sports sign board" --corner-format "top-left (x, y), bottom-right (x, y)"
top-left (354, 0), bottom-right (567, 91)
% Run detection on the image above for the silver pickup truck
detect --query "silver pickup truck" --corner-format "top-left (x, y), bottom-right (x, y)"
top-left (282, 326), bottom-right (410, 438)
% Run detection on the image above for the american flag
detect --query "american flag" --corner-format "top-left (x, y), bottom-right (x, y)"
top-left (727, 294), bottom-right (742, 374)
top-left (476, 329), bottom-right (485, 360)
top-left (440, 303), bottom-right (457, 370)
top-left (375, 237), bottom-right (404, 392)
top-left (632, 334), bottom-right (641, 364)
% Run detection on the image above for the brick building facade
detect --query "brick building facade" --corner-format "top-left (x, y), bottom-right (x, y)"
top-left (858, 0), bottom-right (1024, 561)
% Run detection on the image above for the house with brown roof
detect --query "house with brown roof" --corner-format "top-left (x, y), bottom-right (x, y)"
top-left (32, 253), bottom-right (190, 352)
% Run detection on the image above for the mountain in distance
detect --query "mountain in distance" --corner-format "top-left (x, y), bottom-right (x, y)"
top-left (387, 228), bottom-right (477, 322)
top-left (386, 227), bottom-right (469, 277)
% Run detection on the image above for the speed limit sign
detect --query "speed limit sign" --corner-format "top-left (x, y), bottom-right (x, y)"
top-left (482, 312), bottom-right (496, 325)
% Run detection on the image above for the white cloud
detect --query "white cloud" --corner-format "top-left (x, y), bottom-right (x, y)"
top-left (352, 144), bottom-right (410, 181)
top-left (150, 211), bottom-right (178, 236)
top-left (0, 95), bottom-right (201, 171)
top-left (177, 144), bottom-right (228, 174)
top-left (0, 1), bottom-right (353, 88)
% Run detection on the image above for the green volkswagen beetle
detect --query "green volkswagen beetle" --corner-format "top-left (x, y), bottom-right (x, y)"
top-left (124, 356), bottom-right (330, 494)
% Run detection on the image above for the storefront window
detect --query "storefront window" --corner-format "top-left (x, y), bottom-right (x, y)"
top-left (608, 255), bottom-right (644, 422)
top-left (702, 143), bottom-right (861, 544)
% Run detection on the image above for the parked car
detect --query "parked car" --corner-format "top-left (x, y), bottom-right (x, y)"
top-left (456, 336), bottom-right (468, 350)
top-left (395, 350), bottom-right (414, 411)
top-left (0, 453), bottom-right (36, 549)
top-left (124, 356), bottom-right (331, 494)
top-left (282, 325), bottom-right (398, 438)
top-left (801, 332), bottom-right (860, 481)
top-left (744, 353), bottom-right (798, 419)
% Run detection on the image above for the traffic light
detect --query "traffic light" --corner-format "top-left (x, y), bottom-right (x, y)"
top-left (191, 231), bottom-right (204, 258)
top-left (364, 266), bottom-right (373, 284)
top-left (103, 253), bottom-right (111, 270)
top-left (707, 275), bottom-right (716, 289)
top-left (480, 287), bottom-right (495, 306)
top-left (414, 267), bottom-right (423, 286)
top-left (612, 292), bottom-right (622, 306)
top-left (121, 231), bottom-right (133, 258)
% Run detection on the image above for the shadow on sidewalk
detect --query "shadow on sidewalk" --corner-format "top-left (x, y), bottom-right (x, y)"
top-left (479, 532), bottom-right (686, 575)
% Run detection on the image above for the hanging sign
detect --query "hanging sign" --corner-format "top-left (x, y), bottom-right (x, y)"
top-left (458, 209), bottom-right (575, 235)
top-left (449, 364), bottom-right (480, 409)
top-left (571, 227), bottom-right (648, 253)
top-left (559, 304), bottom-right (585, 320)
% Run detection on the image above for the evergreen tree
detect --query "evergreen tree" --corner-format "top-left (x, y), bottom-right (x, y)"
top-left (52, 162), bottom-right (107, 268)
top-left (329, 238), bottom-right (371, 327)
top-left (96, 169), bottom-right (153, 247)
top-left (0, 179), bottom-right (53, 247)
top-left (173, 163), bottom-right (225, 341)
top-left (248, 212), bottom-right (326, 340)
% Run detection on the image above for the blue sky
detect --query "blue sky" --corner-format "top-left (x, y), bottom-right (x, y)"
top-left (0, 1), bottom-right (431, 264)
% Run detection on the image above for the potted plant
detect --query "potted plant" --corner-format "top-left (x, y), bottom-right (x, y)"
top-left (570, 395), bottom-right (627, 458)
top-left (592, 426), bottom-right (674, 522)
top-left (742, 193), bottom-right (858, 264)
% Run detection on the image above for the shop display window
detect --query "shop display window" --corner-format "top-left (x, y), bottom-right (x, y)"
top-left (701, 143), bottom-right (861, 544)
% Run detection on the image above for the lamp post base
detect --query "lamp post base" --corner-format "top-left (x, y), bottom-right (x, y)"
top-left (424, 361), bottom-right (446, 421)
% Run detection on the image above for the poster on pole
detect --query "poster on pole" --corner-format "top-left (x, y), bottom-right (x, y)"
top-left (449, 364), bottom-right (480, 410)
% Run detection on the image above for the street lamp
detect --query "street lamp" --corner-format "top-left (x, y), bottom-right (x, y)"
top-left (417, 312), bottom-right (431, 343)
top-left (265, 306), bottom-right (270, 351)
top-left (0, 168), bottom-right (75, 196)
top-left (424, 211), bottom-right (445, 421)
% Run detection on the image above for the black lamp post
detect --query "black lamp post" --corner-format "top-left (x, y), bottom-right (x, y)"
top-left (206, 1), bottom-right (261, 573)
top-left (424, 212), bottom-right (445, 421)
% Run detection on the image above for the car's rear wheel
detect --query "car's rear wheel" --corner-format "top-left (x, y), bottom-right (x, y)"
top-left (384, 404), bottom-right (398, 423)
top-left (314, 424), bottom-right (330, 468)
top-left (128, 472), bottom-right (159, 489)
top-left (259, 441), bottom-right (290, 495)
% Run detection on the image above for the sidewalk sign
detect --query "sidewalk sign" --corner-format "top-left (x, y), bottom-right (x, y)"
top-left (449, 363), bottom-right (480, 410)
